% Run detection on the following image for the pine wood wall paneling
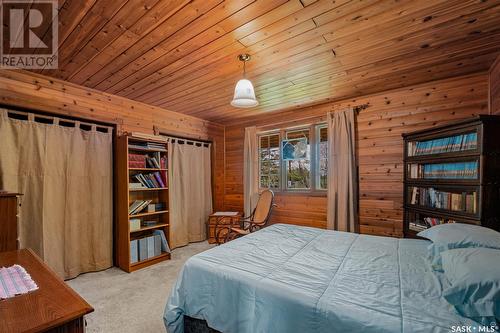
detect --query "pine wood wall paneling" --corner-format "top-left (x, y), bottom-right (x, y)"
top-left (0, 69), bottom-right (225, 210)
top-left (223, 74), bottom-right (489, 237)
top-left (490, 55), bottom-right (500, 115)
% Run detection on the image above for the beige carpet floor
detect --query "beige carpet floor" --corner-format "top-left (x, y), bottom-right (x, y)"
top-left (67, 241), bottom-right (214, 333)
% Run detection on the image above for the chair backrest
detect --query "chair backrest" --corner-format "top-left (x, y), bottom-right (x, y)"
top-left (252, 190), bottom-right (274, 224)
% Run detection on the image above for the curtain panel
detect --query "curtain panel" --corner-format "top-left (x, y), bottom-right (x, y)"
top-left (168, 140), bottom-right (212, 249)
top-left (243, 126), bottom-right (259, 217)
top-left (0, 109), bottom-right (113, 279)
top-left (326, 108), bottom-right (358, 232)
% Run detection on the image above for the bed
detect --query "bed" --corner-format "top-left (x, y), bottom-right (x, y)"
top-left (164, 224), bottom-right (478, 333)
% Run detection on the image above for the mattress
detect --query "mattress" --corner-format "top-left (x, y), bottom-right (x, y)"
top-left (164, 224), bottom-right (477, 333)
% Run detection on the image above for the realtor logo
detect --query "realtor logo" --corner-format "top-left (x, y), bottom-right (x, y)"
top-left (0, 0), bottom-right (58, 69)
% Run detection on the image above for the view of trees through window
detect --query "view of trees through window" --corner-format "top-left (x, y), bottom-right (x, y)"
top-left (285, 129), bottom-right (310, 190)
top-left (258, 124), bottom-right (327, 192)
top-left (259, 134), bottom-right (280, 189)
top-left (317, 126), bottom-right (328, 190)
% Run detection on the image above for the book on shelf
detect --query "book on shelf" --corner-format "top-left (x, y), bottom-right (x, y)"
top-left (139, 238), bottom-right (148, 261)
top-left (129, 141), bottom-right (167, 151)
top-left (133, 172), bottom-right (167, 188)
top-left (153, 230), bottom-right (171, 253)
top-left (130, 240), bottom-right (139, 264)
top-left (130, 218), bottom-right (141, 231)
top-left (142, 220), bottom-right (159, 227)
top-left (128, 200), bottom-right (152, 215)
top-left (128, 132), bottom-right (168, 142)
top-left (408, 132), bottom-right (477, 157)
top-left (129, 153), bottom-right (165, 170)
top-left (129, 153), bottom-right (146, 168)
top-left (129, 182), bottom-right (146, 189)
top-left (409, 187), bottom-right (477, 214)
top-left (147, 237), bottom-right (155, 258)
top-left (146, 156), bottom-right (161, 169)
top-left (409, 161), bottom-right (478, 179)
top-left (135, 234), bottom-right (164, 262)
top-left (147, 202), bottom-right (166, 212)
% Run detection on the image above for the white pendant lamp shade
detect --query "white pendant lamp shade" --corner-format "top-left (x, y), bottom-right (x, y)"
top-left (231, 54), bottom-right (258, 108)
top-left (231, 78), bottom-right (259, 108)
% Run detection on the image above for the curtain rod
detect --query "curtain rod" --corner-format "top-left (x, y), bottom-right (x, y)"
top-left (3, 109), bottom-right (114, 133)
top-left (354, 104), bottom-right (369, 114)
top-left (165, 135), bottom-right (211, 147)
top-left (0, 104), bottom-right (116, 128)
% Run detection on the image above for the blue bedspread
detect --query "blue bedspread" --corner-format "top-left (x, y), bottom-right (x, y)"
top-left (164, 224), bottom-right (477, 333)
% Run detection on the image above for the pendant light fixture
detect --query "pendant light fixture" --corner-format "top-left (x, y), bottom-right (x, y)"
top-left (231, 54), bottom-right (259, 108)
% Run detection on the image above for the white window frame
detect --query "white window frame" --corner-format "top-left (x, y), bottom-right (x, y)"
top-left (257, 123), bottom-right (327, 194)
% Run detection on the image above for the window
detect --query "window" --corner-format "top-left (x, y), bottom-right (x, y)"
top-left (258, 124), bottom-right (327, 192)
top-left (284, 128), bottom-right (311, 190)
top-left (317, 126), bottom-right (328, 190)
top-left (259, 133), bottom-right (280, 189)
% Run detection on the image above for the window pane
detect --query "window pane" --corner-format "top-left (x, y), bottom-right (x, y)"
top-left (319, 126), bottom-right (327, 143)
top-left (286, 129), bottom-right (310, 141)
top-left (317, 126), bottom-right (328, 190)
top-left (286, 159), bottom-right (310, 189)
top-left (284, 128), bottom-right (311, 190)
top-left (259, 133), bottom-right (280, 189)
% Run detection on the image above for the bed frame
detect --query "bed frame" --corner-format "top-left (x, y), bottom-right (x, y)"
top-left (184, 316), bottom-right (221, 333)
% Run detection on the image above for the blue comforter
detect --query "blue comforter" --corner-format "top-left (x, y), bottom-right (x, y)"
top-left (164, 224), bottom-right (477, 332)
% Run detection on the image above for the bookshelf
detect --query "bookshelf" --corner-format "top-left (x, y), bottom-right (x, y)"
top-left (402, 116), bottom-right (500, 238)
top-left (116, 135), bottom-right (171, 272)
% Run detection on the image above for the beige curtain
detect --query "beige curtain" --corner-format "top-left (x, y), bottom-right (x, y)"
top-left (0, 109), bottom-right (113, 279)
top-left (168, 140), bottom-right (212, 249)
top-left (243, 126), bottom-right (259, 217)
top-left (327, 108), bottom-right (358, 232)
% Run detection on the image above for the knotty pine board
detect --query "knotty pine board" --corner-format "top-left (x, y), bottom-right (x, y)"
top-left (490, 55), bottom-right (500, 115)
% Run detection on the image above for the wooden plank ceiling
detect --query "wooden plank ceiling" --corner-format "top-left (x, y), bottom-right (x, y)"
top-left (31, 0), bottom-right (500, 124)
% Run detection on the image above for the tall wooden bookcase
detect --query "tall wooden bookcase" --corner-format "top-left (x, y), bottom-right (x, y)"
top-left (116, 135), bottom-right (171, 272)
top-left (402, 116), bottom-right (500, 238)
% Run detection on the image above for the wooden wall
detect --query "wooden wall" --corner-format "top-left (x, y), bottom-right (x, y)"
top-left (0, 69), bottom-right (225, 210)
top-left (224, 73), bottom-right (489, 237)
top-left (490, 56), bottom-right (500, 115)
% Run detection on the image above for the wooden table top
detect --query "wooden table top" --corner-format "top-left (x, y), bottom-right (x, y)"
top-left (0, 249), bottom-right (94, 333)
top-left (208, 212), bottom-right (242, 217)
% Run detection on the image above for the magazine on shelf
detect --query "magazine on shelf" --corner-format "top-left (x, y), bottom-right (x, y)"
top-left (408, 132), bottom-right (477, 157)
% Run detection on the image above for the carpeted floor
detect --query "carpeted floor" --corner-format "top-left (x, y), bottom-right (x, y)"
top-left (67, 241), bottom-right (214, 333)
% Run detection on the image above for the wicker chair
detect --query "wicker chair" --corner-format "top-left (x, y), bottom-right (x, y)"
top-left (215, 190), bottom-right (276, 244)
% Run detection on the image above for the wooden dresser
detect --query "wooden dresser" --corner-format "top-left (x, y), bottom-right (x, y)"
top-left (0, 192), bottom-right (21, 251)
top-left (0, 249), bottom-right (94, 333)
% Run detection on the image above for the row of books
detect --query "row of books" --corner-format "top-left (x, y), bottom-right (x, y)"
top-left (130, 230), bottom-right (170, 264)
top-left (409, 218), bottom-right (456, 232)
top-left (408, 132), bottom-right (477, 156)
top-left (130, 218), bottom-right (162, 231)
top-left (129, 153), bottom-right (167, 169)
top-left (134, 172), bottom-right (167, 188)
top-left (129, 141), bottom-right (167, 151)
top-left (129, 201), bottom-right (167, 216)
top-left (409, 161), bottom-right (478, 179)
top-left (408, 162), bottom-right (478, 179)
top-left (128, 200), bottom-right (152, 215)
top-left (409, 187), bottom-right (477, 214)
